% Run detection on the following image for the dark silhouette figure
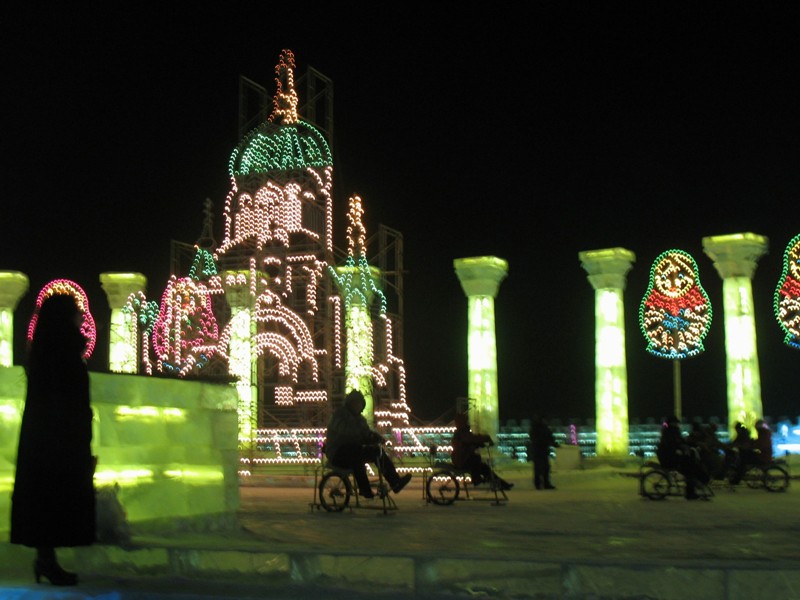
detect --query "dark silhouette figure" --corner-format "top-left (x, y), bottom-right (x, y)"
top-left (11, 294), bottom-right (95, 586)
top-left (324, 390), bottom-right (411, 498)
top-left (529, 414), bottom-right (559, 490)
top-left (656, 415), bottom-right (706, 500)
top-left (753, 419), bottom-right (774, 466)
top-left (726, 421), bottom-right (757, 484)
top-left (686, 421), bottom-right (724, 481)
top-left (451, 413), bottom-right (513, 490)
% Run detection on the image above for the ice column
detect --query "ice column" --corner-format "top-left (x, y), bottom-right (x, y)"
top-left (702, 233), bottom-right (768, 434)
top-left (222, 271), bottom-right (258, 445)
top-left (579, 248), bottom-right (636, 456)
top-left (100, 272), bottom-right (147, 373)
top-left (454, 256), bottom-right (508, 440)
top-left (0, 271), bottom-right (29, 367)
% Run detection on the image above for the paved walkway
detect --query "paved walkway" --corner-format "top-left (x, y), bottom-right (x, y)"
top-left (1, 461), bottom-right (798, 599)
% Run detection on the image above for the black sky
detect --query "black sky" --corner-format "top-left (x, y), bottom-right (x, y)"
top-left (2, 5), bottom-right (799, 426)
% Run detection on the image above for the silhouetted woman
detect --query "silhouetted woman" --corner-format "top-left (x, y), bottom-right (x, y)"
top-left (11, 294), bottom-right (95, 585)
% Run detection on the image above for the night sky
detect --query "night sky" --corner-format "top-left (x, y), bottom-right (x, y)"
top-left (3, 5), bottom-right (799, 426)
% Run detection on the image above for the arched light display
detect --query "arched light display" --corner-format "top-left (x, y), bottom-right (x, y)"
top-left (775, 232), bottom-right (800, 350)
top-left (27, 279), bottom-right (97, 359)
top-left (640, 249), bottom-right (712, 359)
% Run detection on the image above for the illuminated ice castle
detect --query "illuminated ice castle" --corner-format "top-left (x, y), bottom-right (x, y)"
top-left (121, 50), bottom-right (414, 447)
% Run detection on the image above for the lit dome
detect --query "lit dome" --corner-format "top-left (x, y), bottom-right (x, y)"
top-left (228, 49), bottom-right (333, 178)
top-left (229, 119), bottom-right (332, 178)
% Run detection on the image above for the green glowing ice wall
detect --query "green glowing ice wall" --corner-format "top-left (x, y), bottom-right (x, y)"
top-left (580, 248), bottom-right (635, 456)
top-left (0, 367), bottom-right (239, 537)
top-left (703, 233), bottom-right (768, 434)
top-left (0, 272), bottom-right (29, 368)
top-left (454, 257), bottom-right (507, 440)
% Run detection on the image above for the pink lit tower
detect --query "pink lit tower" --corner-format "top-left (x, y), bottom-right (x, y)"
top-left (454, 256), bottom-right (508, 440)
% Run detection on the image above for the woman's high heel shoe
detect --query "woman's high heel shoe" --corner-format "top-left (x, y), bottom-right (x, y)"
top-left (34, 559), bottom-right (78, 586)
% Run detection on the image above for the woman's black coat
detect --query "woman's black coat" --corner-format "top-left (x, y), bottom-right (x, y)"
top-left (10, 298), bottom-right (95, 548)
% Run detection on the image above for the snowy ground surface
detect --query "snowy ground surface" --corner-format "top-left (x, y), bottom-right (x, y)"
top-left (1, 457), bottom-right (798, 599)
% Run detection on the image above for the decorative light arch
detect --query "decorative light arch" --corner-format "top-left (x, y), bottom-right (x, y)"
top-left (27, 279), bottom-right (97, 359)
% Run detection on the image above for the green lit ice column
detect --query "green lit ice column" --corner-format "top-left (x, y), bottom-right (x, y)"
top-left (454, 256), bottom-right (508, 440)
top-left (99, 272), bottom-right (147, 374)
top-left (0, 271), bottom-right (29, 367)
top-left (333, 265), bottom-right (381, 428)
top-left (222, 272), bottom-right (258, 447)
top-left (579, 248), bottom-right (635, 456)
top-left (702, 233), bottom-right (768, 434)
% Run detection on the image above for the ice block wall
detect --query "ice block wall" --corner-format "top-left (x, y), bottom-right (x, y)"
top-left (0, 367), bottom-right (239, 537)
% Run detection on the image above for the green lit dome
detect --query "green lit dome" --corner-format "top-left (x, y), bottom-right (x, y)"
top-left (229, 120), bottom-right (333, 178)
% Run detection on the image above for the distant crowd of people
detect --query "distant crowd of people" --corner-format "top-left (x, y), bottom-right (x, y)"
top-left (656, 415), bottom-right (774, 500)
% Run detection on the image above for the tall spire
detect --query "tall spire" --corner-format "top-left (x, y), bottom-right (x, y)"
top-left (195, 198), bottom-right (217, 250)
top-left (268, 49), bottom-right (299, 125)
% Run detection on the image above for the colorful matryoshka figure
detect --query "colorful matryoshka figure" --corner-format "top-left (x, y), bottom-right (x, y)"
top-left (152, 275), bottom-right (220, 377)
top-left (640, 249), bottom-right (712, 358)
top-left (775, 233), bottom-right (800, 350)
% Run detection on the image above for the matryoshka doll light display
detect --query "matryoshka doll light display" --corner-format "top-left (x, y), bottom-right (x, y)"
top-left (640, 249), bottom-right (712, 359)
top-left (775, 232), bottom-right (800, 350)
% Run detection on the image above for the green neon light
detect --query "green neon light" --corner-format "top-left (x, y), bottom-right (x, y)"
top-left (231, 121), bottom-right (332, 177)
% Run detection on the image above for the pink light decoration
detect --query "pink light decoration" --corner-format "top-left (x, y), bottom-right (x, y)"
top-left (28, 279), bottom-right (97, 359)
top-left (152, 276), bottom-right (220, 377)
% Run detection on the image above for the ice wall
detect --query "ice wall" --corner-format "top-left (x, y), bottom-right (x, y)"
top-left (0, 367), bottom-right (239, 537)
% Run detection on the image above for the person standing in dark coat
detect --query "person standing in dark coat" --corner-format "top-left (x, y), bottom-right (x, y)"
top-left (11, 294), bottom-right (96, 586)
top-left (529, 414), bottom-right (559, 490)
